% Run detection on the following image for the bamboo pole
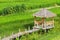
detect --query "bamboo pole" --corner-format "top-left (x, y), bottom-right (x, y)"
top-left (34, 16), bottom-right (36, 26)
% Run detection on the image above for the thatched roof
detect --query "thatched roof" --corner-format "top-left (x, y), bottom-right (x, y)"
top-left (33, 8), bottom-right (56, 18)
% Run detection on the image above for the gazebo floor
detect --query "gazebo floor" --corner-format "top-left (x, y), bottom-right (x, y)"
top-left (33, 26), bottom-right (54, 30)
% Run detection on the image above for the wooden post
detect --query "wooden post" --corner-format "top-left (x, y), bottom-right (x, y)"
top-left (53, 18), bottom-right (54, 27)
top-left (42, 18), bottom-right (45, 28)
top-left (42, 17), bottom-right (47, 33)
top-left (52, 17), bottom-right (54, 27)
top-left (34, 16), bottom-right (36, 26)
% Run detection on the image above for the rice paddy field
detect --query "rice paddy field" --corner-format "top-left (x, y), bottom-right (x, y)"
top-left (0, 0), bottom-right (60, 10)
top-left (0, 0), bottom-right (60, 40)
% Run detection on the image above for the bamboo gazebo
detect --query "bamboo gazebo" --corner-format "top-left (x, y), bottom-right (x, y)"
top-left (33, 8), bottom-right (56, 30)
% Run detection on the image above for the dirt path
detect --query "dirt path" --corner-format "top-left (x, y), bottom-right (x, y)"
top-left (29, 6), bottom-right (60, 12)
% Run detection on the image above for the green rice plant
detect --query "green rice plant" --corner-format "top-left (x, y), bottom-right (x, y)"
top-left (0, 4), bottom-right (26, 15)
top-left (0, 0), bottom-right (60, 39)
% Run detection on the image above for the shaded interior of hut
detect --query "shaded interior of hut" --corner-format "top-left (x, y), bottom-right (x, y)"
top-left (34, 16), bottom-right (54, 29)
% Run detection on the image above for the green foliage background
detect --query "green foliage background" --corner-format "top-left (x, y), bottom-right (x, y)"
top-left (0, 0), bottom-right (60, 40)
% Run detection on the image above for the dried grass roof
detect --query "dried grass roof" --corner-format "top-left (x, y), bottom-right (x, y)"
top-left (33, 8), bottom-right (56, 18)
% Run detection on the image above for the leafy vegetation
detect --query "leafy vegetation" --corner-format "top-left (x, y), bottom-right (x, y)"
top-left (0, 4), bottom-right (26, 15)
top-left (0, 0), bottom-right (60, 40)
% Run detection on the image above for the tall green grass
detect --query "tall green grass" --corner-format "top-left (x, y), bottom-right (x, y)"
top-left (0, 0), bottom-right (60, 10)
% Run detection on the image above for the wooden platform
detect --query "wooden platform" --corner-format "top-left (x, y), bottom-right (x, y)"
top-left (2, 25), bottom-right (54, 40)
top-left (2, 28), bottom-right (40, 40)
